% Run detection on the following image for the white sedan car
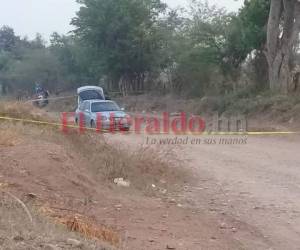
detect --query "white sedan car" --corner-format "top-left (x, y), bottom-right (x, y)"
top-left (75, 99), bottom-right (131, 131)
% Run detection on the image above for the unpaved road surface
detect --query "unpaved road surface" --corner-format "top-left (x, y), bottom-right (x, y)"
top-left (2, 108), bottom-right (300, 249)
top-left (106, 133), bottom-right (300, 250)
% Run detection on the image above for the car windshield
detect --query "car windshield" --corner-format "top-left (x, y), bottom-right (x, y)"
top-left (91, 102), bottom-right (120, 112)
top-left (79, 90), bottom-right (104, 101)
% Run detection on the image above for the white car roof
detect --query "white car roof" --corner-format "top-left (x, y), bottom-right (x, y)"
top-left (90, 100), bottom-right (115, 103)
top-left (84, 99), bottom-right (114, 104)
top-left (77, 86), bottom-right (104, 94)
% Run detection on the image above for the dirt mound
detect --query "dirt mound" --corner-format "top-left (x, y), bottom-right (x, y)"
top-left (0, 140), bottom-right (95, 199)
top-left (0, 128), bottom-right (242, 249)
top-left (0, 102), bottom-right (243, 249)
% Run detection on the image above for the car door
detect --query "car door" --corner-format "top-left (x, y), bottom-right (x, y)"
top-left (83, 101), bottom-right (91, 126)
top-left (75, 102), bottom-right (84, 125)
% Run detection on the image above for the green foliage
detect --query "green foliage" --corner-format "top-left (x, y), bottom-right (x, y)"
top-left (171, 1), bottom-right (232, 97)
top-left (240, 0), bottom-right (270, 48)
top-left (0, 26), bottom-right (17, 52)
top-left (0, 51), bottom-right (11, 71)
top-left (223, 0), bottom-right (270, 68)
top-left (5, 48), bottom-right (65, 91)
top-left (0, 0), bottom-right (276, 99)
top-left (0, 26), bottom-right (75, 93)
top-left (71, 0), bottom-right (167, 85)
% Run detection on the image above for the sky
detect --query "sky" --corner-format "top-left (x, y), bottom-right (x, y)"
top-left (0, 0), bottom-right (243, 40)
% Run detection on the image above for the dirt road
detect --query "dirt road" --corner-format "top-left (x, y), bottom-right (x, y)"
top-left (106, 132), bottom-right (300, 249)
top-left (2, 106), bottom-right (300, 249)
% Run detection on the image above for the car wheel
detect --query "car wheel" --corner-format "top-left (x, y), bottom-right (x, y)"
top-left (90, 120), bottom-right (96, 128)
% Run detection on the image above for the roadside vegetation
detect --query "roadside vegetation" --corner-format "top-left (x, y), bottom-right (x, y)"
top-left (0, 102), bottom-right (189, 192)
top-left (117, 92), bottom-right (300, 126)
top-left (64, 131), bottom-right (190, 193)
top-left (0, 0), bottom-right (299, 111)
top-left (0, 102), bottom-right (192, 248)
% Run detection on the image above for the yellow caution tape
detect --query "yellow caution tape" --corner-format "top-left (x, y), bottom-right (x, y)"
top-left (0, 115), bottom-right (299, 136)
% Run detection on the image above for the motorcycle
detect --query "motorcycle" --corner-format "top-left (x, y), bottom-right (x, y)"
top-left (33, 91), bottom-right (49, 108)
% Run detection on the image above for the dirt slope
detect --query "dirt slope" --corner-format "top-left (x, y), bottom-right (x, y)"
top-left (0, 130), bottom-right (244, 249)
top-left (1, 100), bottom-right (300, 249)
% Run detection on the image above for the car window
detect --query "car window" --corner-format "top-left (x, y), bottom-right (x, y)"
top-left (91, 102), bottom-right (120, 112)
top-left (83, 102), bottom-right (90, 112)
top-left (79, 90), bottom-right (104, 101)
top-left (79, 102), bottom-right (84, 111)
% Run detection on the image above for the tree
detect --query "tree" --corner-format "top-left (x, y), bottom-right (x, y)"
top-left (50, 32), bottom-right (98, 85)
top-left (266, 0), bottom-right (300, 93)
top-left (71, 0), bottom-right (167, 94)
top-left (30, 33), bottom-right (46, 49)
top-left (223, 0), bottom-right (270, 85)
top-left (0, 26), bottom-right (18, 52)
top-left (171, 1), bottom-right (232, 96)
top-left (6, 48), bottom-right (65, 92)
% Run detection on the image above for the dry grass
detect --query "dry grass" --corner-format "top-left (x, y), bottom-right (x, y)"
top-left (0, 100), bottom-right (191, 193)
top-left (0, 101), bottom-right (47, 120)
top-left (0, 100), bottom-right (191, 248)
top-left (99, 145), bottom-right (189, 192)
top-left (0, 102), bottom-right (60, 142)
top-left (46, 96), bottom-right (77, 112)
top-left (61, 215), bottom-right (120, 246)
top-left (39, 206), bottom-right (120, 247)
top-left (0, 102), bottom-right (52, 146)
top-left (0, 124), bottom-right (191, 195)
top-left (0, 192), bottom-right (115, 250)
top-left (62, 132), bottom-right (191, 193)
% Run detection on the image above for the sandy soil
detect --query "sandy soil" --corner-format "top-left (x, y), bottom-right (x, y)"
top-left (0, 135), bottom-right (242, 249)
top-left (1, 111), bottom-right (300, 249)
top-left (105, 132), bottom-right (300, 250)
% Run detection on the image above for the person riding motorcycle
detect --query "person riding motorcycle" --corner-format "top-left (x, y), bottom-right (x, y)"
top-left (33, 82), bottom-right (49, 107)
top-left (35, 83), bottom-right (44, 95)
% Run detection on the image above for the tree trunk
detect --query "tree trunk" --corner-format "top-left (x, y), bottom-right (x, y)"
top-left (266, 0), bottom-right (300, 93)
top-left (267, 52), bottom-right (291, 93)
top-left (119, 75), bottom-right (127, 97)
